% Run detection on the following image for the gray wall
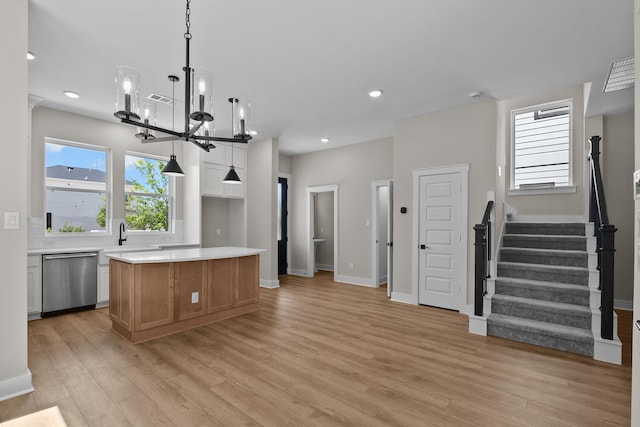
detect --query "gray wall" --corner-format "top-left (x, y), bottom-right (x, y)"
top-left (603, 112), bottom-right (635, 304)
top-left (0, 0), bottom-right (30, 399)
top-left (393, 100), bottom-right (497, 301)
top-left (289, 137), bottom-right (393, 281)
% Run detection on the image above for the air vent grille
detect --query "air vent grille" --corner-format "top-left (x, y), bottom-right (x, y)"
top-left (604, 56), bottom-right (634, 93)
top-left (147, 93), bottom-right (179, 105)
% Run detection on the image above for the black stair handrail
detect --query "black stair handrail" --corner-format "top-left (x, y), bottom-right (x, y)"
top-left (588, 136), bottom-right (616, 340)
top-left (473, 200), bottom-right (494, 317)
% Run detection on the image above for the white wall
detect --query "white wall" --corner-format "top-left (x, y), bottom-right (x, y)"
top-left (247, 138), bottom-right (278, 285)
top-left (0, 0), bottom-right (32, 401)
top-left (289, 137), bottom-right (393, 283)
top-left (393, 100), bottom-right (497, 301)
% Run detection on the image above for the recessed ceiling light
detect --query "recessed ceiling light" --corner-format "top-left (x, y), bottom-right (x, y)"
top-left (320, 138), bottom-right (329, 143)
top-left (249, 130), bottom-right (258, 136)
top-left (468, 91), bottom-right (482, 98)
top-left (26, 51), bottom-right (36, 61)
top-left (369, 90), bottom-right (383, 98)
top-left (64, 91), bottom-right (80, 99)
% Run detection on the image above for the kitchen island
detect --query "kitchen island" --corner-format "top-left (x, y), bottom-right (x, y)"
top-left (106, 247), bottom-right (264, 343)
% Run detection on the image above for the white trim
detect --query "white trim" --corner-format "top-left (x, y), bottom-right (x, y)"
top-left (278, 173), bottom-right (292, 277)
top-left (615, 299), bottom-right (633, 310)
top-left (371, 179), bottom-right (393, 291)
top-left (459, 304), bottom-right (473, 315)
top-left (468, 315), bottom-right (488, 336)
top-left (0, 371), bottom-right (34, 402)
top-left (509, 214), bottom-right (588, 222)
top-left (260, 279), bottom-right (280, 289)
top-left (288, 268), bottom-right (308, 277)
top-left (507, 185), bottom-right (576, 197)
top-left (335, 275), bottom-right (375, 287)
top-left (411, 163), bottom-right (469, 310)
top-left (307, 185), bottom-right (339, 280)
top-left (593, 335), bottom-right (622, 365)
top-left (316, 264), bottom-right (334, 272)
top-left (390, 292), bottom-right (415, 305)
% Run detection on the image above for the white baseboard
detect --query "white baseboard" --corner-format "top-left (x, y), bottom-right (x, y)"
top-left (614, 299), bottom-right (633, 310)
top-left (390, 292), bottom-right (415, 305)
top-left (593, 335), bottom-right (622, 365)
top-left (468, 315), bottom-right (488, 336)
top-left (335, 275), bottom-right (375, 287)
top-left (288, 269), bottom-right (308, 277)
top-left (0, 371), bottom-right (34, 402)
top-left (378, 275), bottom-right (387, 285)
top-left (459, 304), bottom-right (473, 315)
top-left (510, 214), bottom-right (587, 222)
top-left (316, 264), bottom-right (334, 272)
top-left (260, 279), bottom-right (280, 289)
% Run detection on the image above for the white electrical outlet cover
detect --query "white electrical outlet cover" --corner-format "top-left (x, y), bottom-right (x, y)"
top-left (192, 292), bottom-right (199, 303)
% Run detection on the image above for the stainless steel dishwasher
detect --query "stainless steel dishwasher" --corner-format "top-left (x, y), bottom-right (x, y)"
top-left (42, 252), bottom-right (98, 316)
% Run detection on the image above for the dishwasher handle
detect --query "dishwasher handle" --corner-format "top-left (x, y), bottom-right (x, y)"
top-left (43, 253), bottom-right (98, 260)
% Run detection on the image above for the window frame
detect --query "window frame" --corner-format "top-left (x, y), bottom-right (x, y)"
top-left (44, 137), bottom-right (111, 236)
top-left (509, 99), bottom-right (575, 195)
top-left (124, 151), bottom-right (174, 234)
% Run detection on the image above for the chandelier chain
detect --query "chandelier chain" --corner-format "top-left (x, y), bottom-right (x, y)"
top-left (184, 0), bottom-right (192, 39)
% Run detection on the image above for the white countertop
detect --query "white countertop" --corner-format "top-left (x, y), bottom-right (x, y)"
top-left (105, 246), bottom-right (265, 264)
top-left (27, 243), bottom-right (200, 256)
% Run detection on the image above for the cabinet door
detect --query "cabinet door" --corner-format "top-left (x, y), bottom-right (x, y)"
top-left (207, 258), bottom-right (235, 313)
top-left (224, 167), bottom-right (245, 198)
top-left (202, 162), bottom-right (226, 197)
top-left (98, 264), bottom-right (110, 304)
top-left (110, 259), bottom-right (133, 331)
top-left (27, 256), bottom-right (42, 314)
top-left (235, 255), bottom-right (259, 306)
top-left (175, 260), bottom-right (207, 321)
top-left (225, 146), bottom-right (246, 169)
top-left (134, 263), bottom-right (175, 331)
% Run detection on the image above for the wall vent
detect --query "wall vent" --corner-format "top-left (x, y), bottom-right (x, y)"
top-left (603, 56), bottom-right (634, 93)
top-left (146, 93), bottom-right (180, 105)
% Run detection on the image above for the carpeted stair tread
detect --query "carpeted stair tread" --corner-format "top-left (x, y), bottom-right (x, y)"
top-left (491, 294), bottom-right (591, 329)
top-left (487, 313), bottom-right (594, 356)
top-left (500, 247), bottom-right (588, 267)
top-left (505, 222), bottom-right (585, 236)
top-left (494, 277), bottom-right (590, 305)
top-left (498, 261), bottom-right (590, 285)
top-left (502, 234), bottom-right (586, 251)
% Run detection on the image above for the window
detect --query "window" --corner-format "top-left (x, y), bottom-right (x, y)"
top-left (512, 101), bottom-right (572, 190)
top-left (124, 153), bottom-right (171, 232)
top-left (45, 138), bottom-right (109, 233)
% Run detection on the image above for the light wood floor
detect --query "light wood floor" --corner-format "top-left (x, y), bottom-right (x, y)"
top-left (0, 271), bottom-right (632, 426)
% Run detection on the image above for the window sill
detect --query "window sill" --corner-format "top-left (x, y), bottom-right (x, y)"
top-left (508, 185), bottom-right (577, 196)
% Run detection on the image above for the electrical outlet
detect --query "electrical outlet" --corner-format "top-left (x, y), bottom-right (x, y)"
top-left (191, 292), bottom-right (199, 303)
top-left (365, 219), bottom-right (370, 227)
top-left (216, 228), bottom-right (221, 236)
top-left (349, 262), bottom-right (354, 270)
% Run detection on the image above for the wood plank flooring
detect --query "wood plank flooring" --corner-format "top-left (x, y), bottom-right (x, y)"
top-left (0, 271), bottom-right (632, 426)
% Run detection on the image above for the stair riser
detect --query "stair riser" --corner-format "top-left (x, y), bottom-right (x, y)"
top-left (502, 236), bottom-right (586, 251)
top-left (505, 223), bottom-right (585, 236)
top-left (500, 251), bottom-right (588, 268)
top-left (487, 324), bottom-right (593, 356)
top-left (491, 301), bottom-right (591, 329)
top-left (498, 265), bottom-right (589, 286)
top-left (495, 282), bottom-right (589, 305)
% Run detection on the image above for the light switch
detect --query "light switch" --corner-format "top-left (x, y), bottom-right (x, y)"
top-left (4, 212), bottom-right (19, 229)
top-left (365, 219), bottom-right (371, 227)
top-left (191, 292), bottom-right (199, 304)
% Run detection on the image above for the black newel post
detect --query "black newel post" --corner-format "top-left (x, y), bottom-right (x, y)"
top-left (473, 224), bottom-right (487, 317)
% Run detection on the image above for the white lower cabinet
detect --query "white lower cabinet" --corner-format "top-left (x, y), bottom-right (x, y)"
top-left (27, 255), bottom-right (42, 316)
top-left (98, 264), bottom-right (110, 304)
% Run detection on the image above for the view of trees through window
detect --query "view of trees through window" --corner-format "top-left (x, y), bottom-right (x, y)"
top-left (122, 154), bottom-right (170, 232)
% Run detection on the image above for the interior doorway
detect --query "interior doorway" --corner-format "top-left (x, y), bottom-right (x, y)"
top-left (277, 175), bottom-right (290, 275)
top-left (307, 185), bottom-right (338, 280)
top-left (371, 180), bottom-right (393, 297)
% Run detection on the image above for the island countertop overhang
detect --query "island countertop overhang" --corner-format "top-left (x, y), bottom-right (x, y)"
top-left (105, 246), bottom-right (265, 264)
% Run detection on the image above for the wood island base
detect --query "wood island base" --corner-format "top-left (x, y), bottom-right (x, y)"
top-left (108, 249), bottom-right (262, 344)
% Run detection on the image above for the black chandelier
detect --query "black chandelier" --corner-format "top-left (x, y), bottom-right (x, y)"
top-left (113, 0), bottom-right (252, 177)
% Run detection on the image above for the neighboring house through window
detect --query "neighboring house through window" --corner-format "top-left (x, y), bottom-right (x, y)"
top-left (45, 138), bottom-right (109, 233)
top-left (511, 100), bottom-right (572, 190)
top-left (124, 153), bottom-right (171, 232)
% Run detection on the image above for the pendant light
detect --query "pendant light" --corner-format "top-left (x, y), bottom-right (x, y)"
top-left (161, 75), bottom-right (184, 177)
top-left (223, 98), bottom-right (242, 184)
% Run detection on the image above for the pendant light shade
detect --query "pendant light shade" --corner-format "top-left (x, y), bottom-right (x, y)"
top-left (162, 154), bottom-right (185, 176)
top-left (222, 166), bottom-right (241, 184)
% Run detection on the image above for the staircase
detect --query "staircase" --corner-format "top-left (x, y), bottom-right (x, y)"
top-left (487, 222), bottom-right (597, 356)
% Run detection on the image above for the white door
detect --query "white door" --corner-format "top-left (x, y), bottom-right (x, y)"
top-left (387, 182), bottom-right (393, 297)
top-left (417, 172), bottom-right (461, 310)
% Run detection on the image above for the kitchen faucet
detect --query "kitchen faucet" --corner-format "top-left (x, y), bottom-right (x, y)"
top-left (119, 222), bottom-right (127, 246)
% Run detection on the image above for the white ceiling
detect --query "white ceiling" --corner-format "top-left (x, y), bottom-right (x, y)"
top-left (28, 0), bottom-right (634, 156)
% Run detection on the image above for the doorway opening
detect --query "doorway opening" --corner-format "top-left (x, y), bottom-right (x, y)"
top-left (277, 175), bottom-right (290, 275)
top-left (371, 180), bottom-right (393, 297)
top-left (307, 185), bottom-right (338, 280)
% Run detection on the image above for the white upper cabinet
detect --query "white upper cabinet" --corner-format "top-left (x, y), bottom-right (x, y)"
top-left (201, 143), bottom-right (247, 199)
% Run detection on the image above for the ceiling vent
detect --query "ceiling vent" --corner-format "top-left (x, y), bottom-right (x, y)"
top-left (146, 93), bottom-right (180, 105)
top-left (603, 56), bottom-right (634, 93)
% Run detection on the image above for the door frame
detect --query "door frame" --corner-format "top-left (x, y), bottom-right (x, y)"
top-left (411, 164), bottom-right (469, 308)
top-left (307, 184), bottom-right (339, 279)
top-left (278, 173), bottom-right (291, 274)
top-left (371, 179), bottom-right (393, 292)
